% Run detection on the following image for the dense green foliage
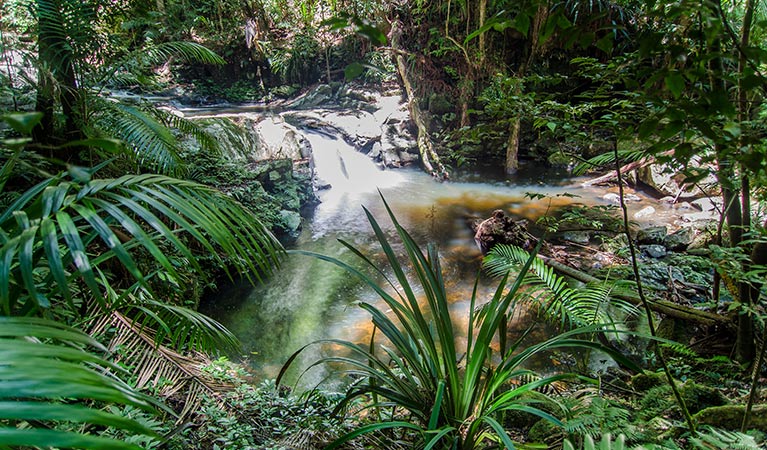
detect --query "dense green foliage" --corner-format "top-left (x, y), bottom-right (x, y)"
top-left (2, 0), bottom-right (767, 447)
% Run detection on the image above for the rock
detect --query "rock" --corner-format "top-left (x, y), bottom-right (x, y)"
top-left (633, 206), bottom-right (656, 219)
top-left (288, 83), bottom-right (334, 109)
top-left (682, 211), bottom-right (715, 223)
top-left (642, 244), bottom-right (667, 258)
top-left (691, 197), bottom-right (721, 212)
top-left (603, 193), bottom-right (621, 204)
top-left (279, 210), bottom-right (302, 237)
top-left (472, 210), bottom-right (539, 254)
top-left (603, 192), bottom-right (641, 204)
top-left (562, 231), bottom-right (590, 244)
top-left (254, 116), bottom-right (308, 160)
top-left (674, 201), bottom-right (695, 210)
top-left (638, 160), bottom-right (720, 198)
top-left (665, 227), bottom-right (695, 250)
top-left (694, 405), bottom-right (767, 431)
top-left (637, 226), bottom-right (667, 245)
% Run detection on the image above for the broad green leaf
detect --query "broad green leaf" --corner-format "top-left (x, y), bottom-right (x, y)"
top-left (2, 112), bottom-right (43, 135)
top-left (664, 72), bottom-right (685, 98)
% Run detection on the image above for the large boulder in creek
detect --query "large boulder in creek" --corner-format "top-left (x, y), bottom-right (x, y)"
top-left (253, 116), bottom-right (311, 161)
top-left (637, 159), bottom-right (719, 199)
top-left (471, 210), bottom-right (539, 254)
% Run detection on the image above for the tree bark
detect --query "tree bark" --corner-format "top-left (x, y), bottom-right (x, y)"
top-left (390, 20), bottom-right (449, 179)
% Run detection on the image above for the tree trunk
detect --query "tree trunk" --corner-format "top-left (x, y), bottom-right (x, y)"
top-left (34, 0), bottom-right (81, 151)
top-left (390, 20), bottom-right (449, 179)
top-left (505, 119), bottom-right (521, 174)
top-left (504, 3), bottom-right (547, 175)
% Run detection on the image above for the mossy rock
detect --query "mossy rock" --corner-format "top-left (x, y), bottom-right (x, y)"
top-left (631, 372), bottom-right (668, 392)
top-left (693, 405), bottom-right (767, 430)
top-left (528, 418), bottom-right (561, 445)
top-left (637, 382), bottom-right (728, 421)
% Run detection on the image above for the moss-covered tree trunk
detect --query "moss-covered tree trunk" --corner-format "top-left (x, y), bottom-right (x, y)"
top-left (390, 20), bottom-right (448, 179)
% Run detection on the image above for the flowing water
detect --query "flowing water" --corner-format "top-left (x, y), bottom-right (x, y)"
top-left (199, 112), bottom-right (683, 387)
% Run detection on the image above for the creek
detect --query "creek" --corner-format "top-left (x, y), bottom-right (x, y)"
top-left (197, 100), bottom-right (687, 387)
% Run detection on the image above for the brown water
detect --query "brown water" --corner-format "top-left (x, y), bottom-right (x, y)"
top-left (201, 129), bottom-right (679, 387)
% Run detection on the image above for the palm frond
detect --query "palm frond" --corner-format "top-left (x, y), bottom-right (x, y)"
top-left (0, 316), bottom-right (162, 449)
top-left (0, 172), bottom-right (283, 316)
top-left (118, 291), bottom-right (240, 353)
top-left (573, 148), bottom-right (651, 175)
top-left (142, 41), bottom-right (226, 66)
top-left (151, 108), bottom-right (221, 156)
top-left (89, 97), bottom-right (186, 174)
top-left (88, 310), bottom-right (235, 420)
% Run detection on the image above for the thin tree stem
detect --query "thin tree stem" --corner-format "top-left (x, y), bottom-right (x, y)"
top-left (613, 146), bottom-right (697, 434)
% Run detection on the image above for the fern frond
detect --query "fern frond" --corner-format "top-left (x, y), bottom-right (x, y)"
top-left (483, 244), bottom-right (638, 328)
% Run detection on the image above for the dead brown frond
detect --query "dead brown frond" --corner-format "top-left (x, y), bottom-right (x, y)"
top-left (89, 310), bottom-right (235, 421)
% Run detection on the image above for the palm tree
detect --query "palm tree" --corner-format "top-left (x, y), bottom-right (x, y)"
top-left (1, 96), bottom-right (282, 445)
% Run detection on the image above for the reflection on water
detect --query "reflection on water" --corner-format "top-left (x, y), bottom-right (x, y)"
top-left (201, 130), bottom-right (666, 386)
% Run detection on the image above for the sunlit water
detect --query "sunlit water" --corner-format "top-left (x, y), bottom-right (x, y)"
top-left (200, 119), bottom-right (687, 388)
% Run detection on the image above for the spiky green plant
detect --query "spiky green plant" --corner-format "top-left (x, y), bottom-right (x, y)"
top-left (279, 196), bottom-right (639, 449)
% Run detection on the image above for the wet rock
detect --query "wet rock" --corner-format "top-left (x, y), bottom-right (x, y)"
top-left (674, 201), bottom-right (695, 210)
top-left (562, 231), bottom-right (590, 244)
top-left (603, 192), bottom-right (641, 204)
top-left (254, 116), bottom-right (308, 160)
top-left (638, 160), bottom-right (719, 198)
top-left (665, 227), bottom-right (695, 251)
top-left (637, 226), bottom-right (667, 245)
top-left (633, 206), bottom-right (656, 219)
top-left (691, 197), bottom-right (721, 212)
top-left (642, 244), bottom-right (667, 258)
top-left (682, 211), bottom-right (715, 223)
top-left (279, 210), bottom-right (302, 238)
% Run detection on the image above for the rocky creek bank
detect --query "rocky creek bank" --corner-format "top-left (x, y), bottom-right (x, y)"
top-left (176, 82), bottom-right (421, 242)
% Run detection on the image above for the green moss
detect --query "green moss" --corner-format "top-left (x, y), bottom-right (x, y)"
top-left (631, 372), bottom-right (668, 392)
top-left (693, 405), bottom-right (767, 431)
top-left (637, 381), bottom-right (728, 421)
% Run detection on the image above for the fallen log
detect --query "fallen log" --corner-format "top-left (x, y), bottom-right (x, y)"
top-left (539, 255), bottom-right (731, 328)
top-left (582, 157), bottom-right (653, 186)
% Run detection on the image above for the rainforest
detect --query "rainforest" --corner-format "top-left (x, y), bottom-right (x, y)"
top-left (1, 0), bottom-right (766, 448)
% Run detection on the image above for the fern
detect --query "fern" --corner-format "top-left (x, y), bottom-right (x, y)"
top-left (483, 244), bottom-right (640, 329)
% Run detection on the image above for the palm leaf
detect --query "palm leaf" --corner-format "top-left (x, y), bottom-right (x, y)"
top-left (0, 316), bottom-right (162, 449)
top-left (0, 172), bottom-right (283, 316)
top-left (89, 97), bottom-right (186, 174)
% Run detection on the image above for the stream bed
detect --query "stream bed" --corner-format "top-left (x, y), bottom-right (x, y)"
top-left (199, 118), bottom-right (687, 387)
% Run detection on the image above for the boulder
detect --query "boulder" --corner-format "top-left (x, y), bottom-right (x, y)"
top-left (562, 231), bottom-right (590, 244)
top-left (638, 159), bottom-right (719, 198)
top-left (637, 226), bottom-right (668, 245)
top-left (472, 210), bottom-right (539, 254)
top-left (642, 244), bottom-right (667, 258)
top-left (665, 227), bottom-right (695, 250)
top-left (254, 116), bottom-right (308, 160)
top-left (633, 206), bottom-right (656, 219)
